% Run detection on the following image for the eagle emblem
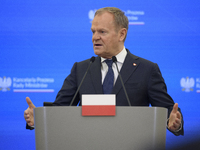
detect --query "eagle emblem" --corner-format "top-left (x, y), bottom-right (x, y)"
top-left (88, 10), bottom-right (96, 21)
top-left (0, 76), bottom-right (12, 92)
top-left (180, 77), bottom-right (195, 92)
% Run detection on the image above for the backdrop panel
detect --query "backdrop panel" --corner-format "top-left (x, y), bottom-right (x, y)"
top-left (0, 1), bottom-right (200, 149)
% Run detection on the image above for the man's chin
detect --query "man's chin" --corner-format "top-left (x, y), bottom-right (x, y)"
top-left (94, 49), bottom-right (103, 55)
top-left (94, 51), bottom-right (110, 58)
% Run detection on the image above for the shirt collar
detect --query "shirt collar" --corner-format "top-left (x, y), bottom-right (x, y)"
top-left (101, 47), bottom-right (127, 63)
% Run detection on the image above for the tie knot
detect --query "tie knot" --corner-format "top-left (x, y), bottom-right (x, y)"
top-left (105, 59), bottom-right (113, 68)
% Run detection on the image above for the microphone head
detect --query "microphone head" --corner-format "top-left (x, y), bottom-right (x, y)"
top-left (90, 56), bottom-right (95, 62)
top-left (112, 56), bottom-right (117, 62)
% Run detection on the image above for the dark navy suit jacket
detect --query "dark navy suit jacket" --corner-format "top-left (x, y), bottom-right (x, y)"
top-left (52, 49), bottom-right (184, 135)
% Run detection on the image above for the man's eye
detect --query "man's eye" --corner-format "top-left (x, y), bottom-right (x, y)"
top-left (101, 31), bottom-right (105, 33)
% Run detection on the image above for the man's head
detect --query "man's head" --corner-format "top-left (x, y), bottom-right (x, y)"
top-left (91, 7), bottom-right (129, 59)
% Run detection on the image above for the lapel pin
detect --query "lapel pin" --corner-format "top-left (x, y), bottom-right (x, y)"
top-left (133, 63), bottom-right (137, 66)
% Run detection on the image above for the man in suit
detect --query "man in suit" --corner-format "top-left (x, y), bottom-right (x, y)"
top-left (24, 7), bottom-right (183, 136)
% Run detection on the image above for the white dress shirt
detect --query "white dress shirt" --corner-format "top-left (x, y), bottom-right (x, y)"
top-left (101, 47), bottom-right (127, 85)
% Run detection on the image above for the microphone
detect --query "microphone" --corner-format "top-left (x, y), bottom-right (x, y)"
top-left (69, 56), bottom-right (95, 106)
top-left (112, 56), bottom-right (131, 106)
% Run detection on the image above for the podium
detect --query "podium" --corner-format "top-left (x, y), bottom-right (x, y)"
top-left (34, 107), bottom-right (167, 150)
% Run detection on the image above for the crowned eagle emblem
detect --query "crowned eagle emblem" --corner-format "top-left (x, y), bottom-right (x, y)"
top-left (180, 77), bottom-right (195, 92)
top-left (0, 76), bottom-right (12, 92)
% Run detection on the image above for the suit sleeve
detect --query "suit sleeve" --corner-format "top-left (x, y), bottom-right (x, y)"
top-left (25, 62), bottom-right (79, 130)
top-left (148, 63), bottom-right (184, 136)
top-left (26, 123), bottom-right (34, 130)
top-left (53, 62), bottom-right (80, 106)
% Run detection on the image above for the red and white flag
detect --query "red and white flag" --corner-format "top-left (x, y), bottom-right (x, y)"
top-left (82, 95), bottom-right (116, 116)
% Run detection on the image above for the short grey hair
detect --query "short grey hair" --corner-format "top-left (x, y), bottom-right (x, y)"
top-left (95, 7), bottom-right (129, 41)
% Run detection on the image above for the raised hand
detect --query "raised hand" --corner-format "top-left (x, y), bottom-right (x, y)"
top-left (168, 103), bottom-right (182, 131)
top-left (24, 97), bottom-right (36, 126)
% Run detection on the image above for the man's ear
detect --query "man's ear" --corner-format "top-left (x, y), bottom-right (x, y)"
top-left (118, 28), bottom-right (127, 42)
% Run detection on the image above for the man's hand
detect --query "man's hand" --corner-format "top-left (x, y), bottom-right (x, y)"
top-left (24, 97), bottom-right (36, 126)
top-left (168, 103), bottom-right (182, 131)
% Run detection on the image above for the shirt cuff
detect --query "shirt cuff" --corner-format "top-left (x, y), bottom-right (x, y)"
top-left (166, 118), bottom-right (182, 132)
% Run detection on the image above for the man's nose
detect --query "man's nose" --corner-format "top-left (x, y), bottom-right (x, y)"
top-left (92, 32), bottom-right (100, 41)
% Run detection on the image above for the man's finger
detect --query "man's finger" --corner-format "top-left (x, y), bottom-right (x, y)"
top-left (175, 119), bottom-right (181, 125)
top-left (26, 97), bottom-right (32, 106)
top-left (172, 103), bottom-right (178, 113)
top-left (26, 97), bottom-right (35, 108)
top-left (24, 111), bottom-right (28, 115)
top-left (176, 111), bottom-right (181, 119)
top-left (28, 122), bottom-right (33, 126)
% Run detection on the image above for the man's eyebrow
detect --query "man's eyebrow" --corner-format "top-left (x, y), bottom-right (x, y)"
top-left (93, 28), bottom-right (106, 30)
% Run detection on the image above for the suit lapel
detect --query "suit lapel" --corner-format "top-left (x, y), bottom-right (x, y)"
top-left (112, 50), bottom-right (140, 94)
top-left (90, 56), bottom-right (103, 93)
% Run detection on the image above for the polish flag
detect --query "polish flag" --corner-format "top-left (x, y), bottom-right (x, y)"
top-left (82, 95), bottom-right (116, 116)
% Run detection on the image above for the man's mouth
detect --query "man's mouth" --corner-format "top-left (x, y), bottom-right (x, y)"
top-left (94, 44), bottom-right (102, 46)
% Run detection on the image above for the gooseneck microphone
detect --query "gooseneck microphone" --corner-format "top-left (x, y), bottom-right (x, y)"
top-left (69, 56), bottom-right (95, 106)
top-left (112, 56), bottom-right (131, 106)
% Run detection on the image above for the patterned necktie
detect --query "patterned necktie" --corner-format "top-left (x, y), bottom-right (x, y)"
top-left (103, 59), bottom-right (114, 94)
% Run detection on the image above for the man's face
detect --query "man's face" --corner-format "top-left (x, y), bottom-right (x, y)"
top-left (91, 12), bottom-right (122, 59)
